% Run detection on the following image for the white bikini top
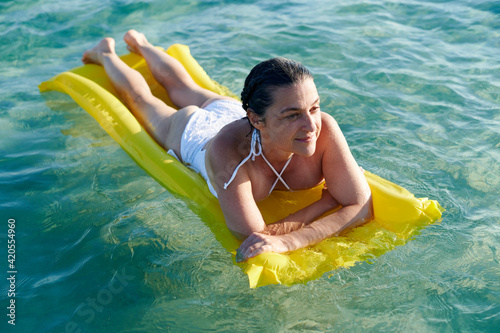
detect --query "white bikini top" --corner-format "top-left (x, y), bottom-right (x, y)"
top-left (223, 129), bottom-right (293, 196)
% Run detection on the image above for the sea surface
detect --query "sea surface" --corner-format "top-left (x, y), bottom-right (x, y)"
top-left (1, 0), bottom-right (499, 332)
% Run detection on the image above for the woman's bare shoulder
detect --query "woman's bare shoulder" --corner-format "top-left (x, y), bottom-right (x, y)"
top-left (207, 119), bottom-right (252, 181)
top-left (317, 112), bottom-right (345, 149)
top-left (320, 112), bottom-right (341, 133)
top-left (210, 120), bottom-right (249, 155)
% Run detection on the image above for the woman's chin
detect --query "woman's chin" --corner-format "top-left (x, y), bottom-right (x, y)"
top-left (294, 140), bottom-right (316, 156)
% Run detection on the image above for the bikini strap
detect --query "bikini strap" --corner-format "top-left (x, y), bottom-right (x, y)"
top-left (223, 129), bottom-right (293, 195)
top-left (261, 152), bottom-right (293, 195)
top-left (223, 130), bottom-right (260, 190)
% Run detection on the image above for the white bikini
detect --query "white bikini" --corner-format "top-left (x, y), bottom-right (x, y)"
top-left (169, 99), bottom-right (293, 199)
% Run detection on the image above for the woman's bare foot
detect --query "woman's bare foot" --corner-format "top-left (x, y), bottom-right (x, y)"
top-left (82, 38), bottom-right (116, 65)
top-left (124, 29), bottom-right (151, 55)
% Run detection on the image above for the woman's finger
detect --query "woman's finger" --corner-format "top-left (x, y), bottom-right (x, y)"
top-left (236, 233), bottom-right (267, 262)
top-left (239, 232), bottom-right (264, 250)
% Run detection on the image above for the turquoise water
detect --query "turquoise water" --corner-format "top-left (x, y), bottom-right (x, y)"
top-left (1, 0), bottom-right (499, 331)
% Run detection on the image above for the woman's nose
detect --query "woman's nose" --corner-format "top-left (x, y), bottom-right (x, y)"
top-left (302, 113), bottom-right (317, 132)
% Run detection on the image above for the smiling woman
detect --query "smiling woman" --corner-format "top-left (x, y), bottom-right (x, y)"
top-left (78, 30), bottom-right (372, 262)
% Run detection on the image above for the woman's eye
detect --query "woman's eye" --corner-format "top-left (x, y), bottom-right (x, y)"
top-left (286, 113), bottom-right (300, 120)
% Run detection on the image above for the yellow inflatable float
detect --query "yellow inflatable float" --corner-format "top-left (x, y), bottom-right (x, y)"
top-left (39, 44), bottom-right (444, 288)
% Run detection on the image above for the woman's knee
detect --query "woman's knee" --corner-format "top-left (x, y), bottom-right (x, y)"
top-left (118, 85), bottom-right (154, 110)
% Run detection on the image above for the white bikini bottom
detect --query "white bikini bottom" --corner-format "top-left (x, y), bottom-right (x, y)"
top-left (169, 99), bottom-right (245, 198)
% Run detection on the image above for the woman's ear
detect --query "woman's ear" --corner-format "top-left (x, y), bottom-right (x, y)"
top-left (247, 108), bottom-right (265, 129)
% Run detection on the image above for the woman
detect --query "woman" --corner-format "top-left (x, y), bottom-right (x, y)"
top-left (82, 30), bottom-right (373, 262)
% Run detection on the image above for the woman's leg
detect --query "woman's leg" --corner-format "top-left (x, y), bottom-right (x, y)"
top-left (123, 30), bottom-right (236, 109)
top-left (82, 37), bottom-right (194, 156)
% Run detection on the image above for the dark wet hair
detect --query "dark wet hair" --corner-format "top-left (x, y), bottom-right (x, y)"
top-left (241, 57), bottom-right (313, 119)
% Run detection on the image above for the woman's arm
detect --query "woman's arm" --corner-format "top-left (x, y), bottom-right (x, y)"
top-left (208, 129), bottom-right (269, 237)
top-left (259, 187), bottom-right (339, 236)
top-left (237, 199), bottom-right (371, 261)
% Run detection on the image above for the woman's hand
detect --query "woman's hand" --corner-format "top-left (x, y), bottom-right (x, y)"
top-left (235, 232), bottom-right (292, 262)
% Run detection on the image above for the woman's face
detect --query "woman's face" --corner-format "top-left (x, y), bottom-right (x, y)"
top-left (253, 78), bottom-right (322, 159)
